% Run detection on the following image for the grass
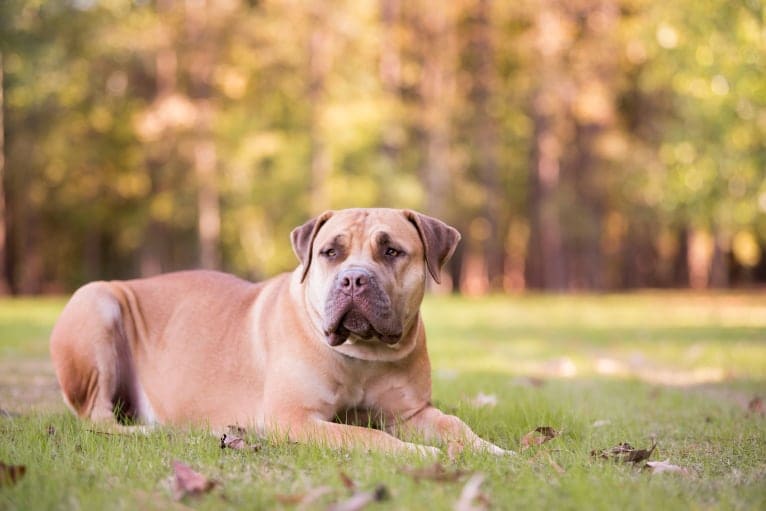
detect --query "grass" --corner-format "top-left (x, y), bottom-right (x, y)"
top-left (1, 292), bottom-right (765, 510)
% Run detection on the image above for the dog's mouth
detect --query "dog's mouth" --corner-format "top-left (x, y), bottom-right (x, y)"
top-left (323, 300), bottom-right (401, 347)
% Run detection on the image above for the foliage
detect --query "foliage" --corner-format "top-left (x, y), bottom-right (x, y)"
top-left (0, 0), bottom-right (764, 292)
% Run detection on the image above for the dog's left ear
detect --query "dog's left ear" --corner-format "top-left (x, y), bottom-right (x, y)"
top-left (291, 211), bottom-right (334, 283)
top-left (404, 210), bottom-right (461, 284)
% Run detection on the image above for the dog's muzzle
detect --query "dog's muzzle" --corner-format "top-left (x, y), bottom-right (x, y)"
top-left (322, 267), bottom-right (402, 346)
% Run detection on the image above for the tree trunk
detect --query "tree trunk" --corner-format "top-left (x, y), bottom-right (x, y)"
top-left (468, 0), bottom-right (504, 291)
top-left (140, 0), bottom-right (176, 277)
top-left (525, 9), bottom-right (566, 290)
top-left (709, 230), bottom-right (729, 288)
top-left (379, 0), bottom-right (402, 203)
top-left (0, 53), bottom-right (10, 294)
top-left (308, 8), bottom-right (331, 214)
top-left (187, 2), bottom-right (221, 270)
top-left (416, 5), bottom-right (454, 222)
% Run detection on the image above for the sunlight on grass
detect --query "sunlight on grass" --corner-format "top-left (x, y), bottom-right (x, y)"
top-left (422, 292), bottom-right (766, 383)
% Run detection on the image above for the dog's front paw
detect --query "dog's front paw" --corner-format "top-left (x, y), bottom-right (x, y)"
top-left (481, 441), bottom-right (516, 456)
top-left (407, 443), bottom-right (441, 458)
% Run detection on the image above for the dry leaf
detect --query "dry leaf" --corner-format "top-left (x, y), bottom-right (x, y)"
top-left (171, 460), bottom-right (217, 500)
top-left (447, 439), bottom-right (465, 462)
top-left (47, 425), bottom-right (57, 436)
top-left (592, 441), bottom-right (656, 463)
top-left (220, 433), bottom-right (259, 451)
top-left (747, 397), bottom-right (764, 415)
top-left (338, 471), bottom-right (356, 491)
top-left (454, 473), bottom-right (489, 511)
top-left (400, 462), bottom-right (467, 482)
top-left (326, 485), bottom-right (389, 511)
top-left (0, 462), bottom-right (26, 487)
top-left (470, 393), bottom-right (498, 408)
top-left (645, 459), bottom-right (690, 475)
top-left (520, 426), bottom-right (559, 450)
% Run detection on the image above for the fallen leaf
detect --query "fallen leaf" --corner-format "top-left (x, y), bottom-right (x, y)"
top-left (400, 462), bottom-right (467, 482)
top-left (326, 485), bottom-right (389, 511)
top-left (220, 433), bottom-right (260, 451)
top-left (747, 396), bottom-right (764, 415)
top-left (520, 426), bottom-right (559, 450)
top-left (338, 471), bottom-right (356, 491)
top-left (470, 393), bottom-right (498, 408)
top-left (447, 439), bottom-right (465, 462)
top-left (0, 462), bottom-right (26, 487)
top-left (645, 459), bottom-right (690, 475)
top-left (592, 441), bottom-right (656, 463)
top-left (454, 473), bottom-right (489, 511)
top-left (171, 460), bottom-right (217, 500)
top-left (624, 442), bottom-right (656, 463)
top-left (47, 425), bottom-right (57, 436)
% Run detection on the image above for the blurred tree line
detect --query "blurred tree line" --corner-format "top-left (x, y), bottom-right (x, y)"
top-left (0, 0), bottom-right (764, 294)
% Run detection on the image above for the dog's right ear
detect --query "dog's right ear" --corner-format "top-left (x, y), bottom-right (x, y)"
top-left (291, 211), bottom-right (334, 283)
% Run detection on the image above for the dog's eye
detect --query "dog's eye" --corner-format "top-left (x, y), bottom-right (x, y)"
top-left (384, 247), bottom-right (402, 258)
top-left (320, 248), bottom-right (337, 258)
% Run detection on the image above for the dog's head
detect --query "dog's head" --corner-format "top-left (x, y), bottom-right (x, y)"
top-left (291, 208), bottom-right (460, 353)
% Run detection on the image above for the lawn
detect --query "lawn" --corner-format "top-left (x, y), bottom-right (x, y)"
top-left (1, 292), bottom-right (765, 510)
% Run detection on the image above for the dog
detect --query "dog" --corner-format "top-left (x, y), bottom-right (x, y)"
top-left (50, 208), bottom-right (509, 455)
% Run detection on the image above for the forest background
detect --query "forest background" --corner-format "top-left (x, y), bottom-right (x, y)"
top-left (0, 0), bottom-right (764, 295)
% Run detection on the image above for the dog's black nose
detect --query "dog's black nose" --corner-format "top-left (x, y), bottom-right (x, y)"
top-left (338, 268), bottom-right (371, 295)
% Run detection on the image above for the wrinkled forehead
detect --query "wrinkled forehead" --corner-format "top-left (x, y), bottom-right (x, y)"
top-left (314, 209), bottom-right (421, 249)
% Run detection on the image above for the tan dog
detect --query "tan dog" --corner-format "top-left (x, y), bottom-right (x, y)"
top-left (50, 208), bottom-right (509, 455)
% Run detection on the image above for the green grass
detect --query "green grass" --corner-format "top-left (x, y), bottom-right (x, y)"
top-left (1, 292), bottom-right (765, 510)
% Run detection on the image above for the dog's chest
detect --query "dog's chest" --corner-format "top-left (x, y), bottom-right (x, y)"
top-left (328, 361), bottom-right (391, 411)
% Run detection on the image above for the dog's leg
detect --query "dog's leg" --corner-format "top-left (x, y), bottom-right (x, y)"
top-left (51, 282), bottom-right (147, 435)
top-left (275, 418), bottom-right (440, 456)
top-left (398, 406), bottom-right (514, 455)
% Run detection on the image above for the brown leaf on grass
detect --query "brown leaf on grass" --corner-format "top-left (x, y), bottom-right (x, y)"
top-left (47, 425), bottom-right (56, 436)
top-left (275, 486), bottom-right (332, 507)
top-left (747, 396), bottom-right (764, 415)
top-left (0, 462), bottom-right (26, 487)
top-left (645, 460), bottom-right (690, 475)
top-left (520, 426), bottom-right (559, 450)
top-left (447, 439), bottom-right (465, 462)
top-left (454, 473), bottom-right (489, 511)
top-left (591, 441), bottom-right (657, 463)
top-left (219, 433), bottom-right (260, 451)
top-left (171, 460), bottom-right (217, 500)
top-left (400, 462), bottom-right (467, 482)
top-left (338, 471), bottom-right (356, 491)
top-left (326, 485), bottom-right (389, 511)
